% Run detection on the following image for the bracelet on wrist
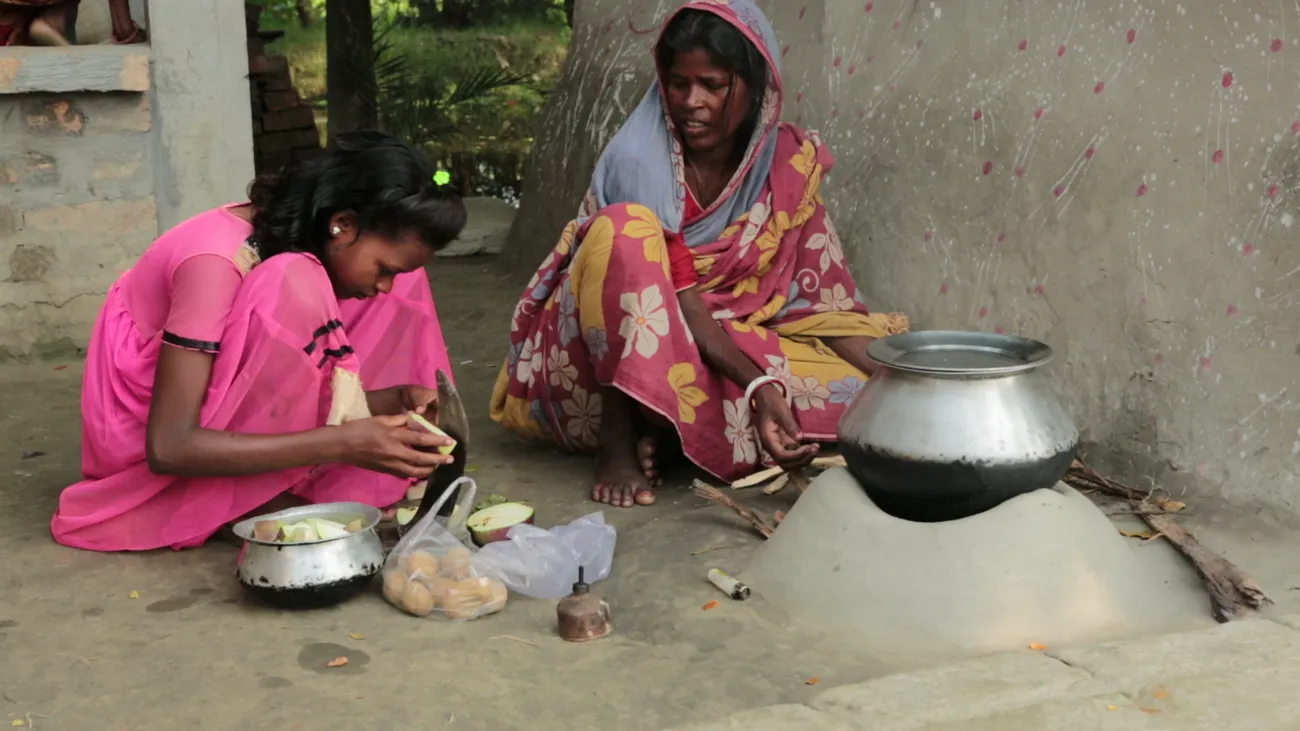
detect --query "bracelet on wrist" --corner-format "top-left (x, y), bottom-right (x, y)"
top-left (743, 375), bottom-right (786, 410)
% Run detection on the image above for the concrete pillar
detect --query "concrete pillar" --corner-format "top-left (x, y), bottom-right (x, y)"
top-left (146, 0), bottom-right (255, 232)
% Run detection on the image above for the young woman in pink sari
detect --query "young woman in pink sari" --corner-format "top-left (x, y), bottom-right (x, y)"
top-left (491, 1), bottom-right (905, 507)
top-left (52, 131), bottom-right (467, 552)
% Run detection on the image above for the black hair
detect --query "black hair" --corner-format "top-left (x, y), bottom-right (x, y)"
top-left (655, 9), bottom-right (769, 156)
top-left (246, 130), bottom-right (467, 260)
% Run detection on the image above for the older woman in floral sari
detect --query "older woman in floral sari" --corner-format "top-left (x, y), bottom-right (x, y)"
top-left (491, 0), bottom-right (903, 506)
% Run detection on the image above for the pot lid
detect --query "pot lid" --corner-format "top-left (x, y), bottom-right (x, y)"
top-left (866, 330), bottom-right (1054, 376)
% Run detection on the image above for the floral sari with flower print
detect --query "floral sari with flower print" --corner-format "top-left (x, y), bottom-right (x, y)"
top-left (490, 0), bottom-right (903, 481)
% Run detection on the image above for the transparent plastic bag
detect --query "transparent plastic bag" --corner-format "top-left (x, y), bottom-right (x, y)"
top-left (474, 513), bottom-right (617, 600)
top-left (380, 478), bottom-right (510, 620)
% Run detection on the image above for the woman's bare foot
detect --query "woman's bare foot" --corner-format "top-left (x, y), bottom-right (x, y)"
top-left (592, 387), bottom-right (655, 507)
top-left (637, 435), bottom-right (661, 486)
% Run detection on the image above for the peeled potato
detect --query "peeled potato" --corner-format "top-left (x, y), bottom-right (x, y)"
top-left (481, 579), bottom-right (508, 615)
top-left (404, 550), bottom-right (440, 579)
top-left (440, 579), bottom-right (488, 620)
top-left (252, 520), bottom-right (281, 542)
top-left (381, 569), bottom-right (407, 606)
top-left (441, 546), bottom-right (473, 580)
top-left (402, 579), bottom-right (436, 617)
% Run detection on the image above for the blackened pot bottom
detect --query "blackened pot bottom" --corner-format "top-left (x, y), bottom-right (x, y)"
top-left (840, 442), bottom-right (1077, 523)
top-left (239, 573), bottom-right (376, 610)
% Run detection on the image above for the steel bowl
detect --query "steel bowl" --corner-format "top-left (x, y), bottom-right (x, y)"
top-left (838, 330), bottom-right (1078, 522)
top-left (231, 502), bottom-right (386, 609)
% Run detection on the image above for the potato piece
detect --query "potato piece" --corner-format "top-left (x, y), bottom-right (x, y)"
top-left (403, 550), bottom-right (440, 580)
top-left (481, 579), bottom-right (508, 615)
top-left (381, 570), bottom-right (407, 606)
top-left (402, 580), bottom-right (436, 617)
top-left (425, 576), bottom-right (456, 604)
top-left (441, 546), bottom-right (473, 580)
top-left (252, 520), bottom-right (281, 542)
top-left (440, 579), bottom-right (488, 620)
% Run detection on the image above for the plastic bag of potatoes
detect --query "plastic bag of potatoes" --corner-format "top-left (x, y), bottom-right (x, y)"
top-left (381, 478), bottom-right (509, 620)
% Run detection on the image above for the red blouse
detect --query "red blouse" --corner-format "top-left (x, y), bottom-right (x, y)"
top-left (665, 188), bottom-right (706, 292)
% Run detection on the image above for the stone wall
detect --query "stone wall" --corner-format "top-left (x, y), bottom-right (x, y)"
top-left (504, 0), bottom-right (1300, 516)
top-left (246, 4), bottom-right (322, 175)
top-left (0, 48), bottom-right (157, 360)
top-left (1, 1), bottom-right (254, 359)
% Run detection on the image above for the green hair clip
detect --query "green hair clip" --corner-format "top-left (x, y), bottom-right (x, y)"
top-left (432, 169), bottom-right (451, 187)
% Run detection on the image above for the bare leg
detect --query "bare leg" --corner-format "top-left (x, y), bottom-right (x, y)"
top-left (27, 3), bottom-right (71, 46)
top-left (107, 0), bottom-right (144, 43)
top-left (825, 335), bottom-right (879, 377)
top-left (592, 387), bottom-right (655, 507)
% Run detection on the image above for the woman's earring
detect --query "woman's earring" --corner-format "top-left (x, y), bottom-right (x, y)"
top-left (331, 226), bottom-right (342, 235)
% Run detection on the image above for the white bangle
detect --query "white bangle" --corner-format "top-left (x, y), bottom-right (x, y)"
top-left (744, 375), bottom-right (786, 410)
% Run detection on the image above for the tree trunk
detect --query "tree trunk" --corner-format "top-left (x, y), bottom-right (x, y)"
top-left (564, 0), bottom-right (575, 27)
top-left (440, 0), bottom-right (473, 27)
top-left (325, 0), bottom-right (378, 139)
top-left (413, 0), bottom-right (439, 26)
top-left (295, 0), bottom-right (313, 27)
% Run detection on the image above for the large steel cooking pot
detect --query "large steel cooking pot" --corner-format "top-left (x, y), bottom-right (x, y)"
top-left (232, 502), bottom-right (386, 609)
top-left (837, 330), bottom-right (1078, 522)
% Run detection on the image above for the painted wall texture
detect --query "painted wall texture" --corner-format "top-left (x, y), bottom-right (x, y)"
top-left (504, 0), bottom-right (1300, 515)
top-left (1, 6), bottom-right (254, 360)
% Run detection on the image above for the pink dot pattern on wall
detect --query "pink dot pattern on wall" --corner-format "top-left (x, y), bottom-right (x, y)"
top-left (1018, 39), bottom-right (1028, 51)
top-left (1212, 149), bottom-right (1225, 164)
top-left (1222, 71), bottom-right (1234, 88)
top-left (995, 326), bottom-right (1006, 334)
top-left (973, 108), bottom-right (983, 121)
top-left (1033, 107), bottom-right (1045, 119)
top-left (1057, 44), bottom-right (1067, 57)
top-left (923, 229), bottom-right (934, 241)
top-left (1242, 242), bottom-right (1255, 255)
top-left (1200, 357), bottom-right (1213, 372)
top-left (1154, 353), bottom-right (1164, 365)
top-left (1136, 182), bottom-right (1148, 197)
top-left (983, 160), bottom-right (994, 175)
top-left (1032, 283), bottom-right (1045, 296)
top-left (1267, 184), bottom-right (1280, 198)
top-left (833, 55), bottom-right (842, 67)
top-left (1126, 29), bottom-right (1137, 44)
top-left (1085, 146), bottom-right (1096, 160)
top-left (939, 281), bottom-right (950, 294)
top-left (1226, 304), bottom-right (1238, 316)
top-left (1053, 184), bottom-right (1065, 197)
top-left (1094, 81), bottom-right (1106, 94)
top-left (979, 306), bottom-right (989, 318)
top-left (997, 232), bottom-right (1006, 242)
top-left (864, 2), bottom-right (873, 12)
top-left (1292, 121), bottom-right (1300, 134)
top-left (1015, 165), bottom-right (1025, 177)
top-left (847, 64), bottom-right (856, 76)
top-left (1272, 38), bottom-right (1284, 52)
top-left (893, 19), bottom-right (901, 30)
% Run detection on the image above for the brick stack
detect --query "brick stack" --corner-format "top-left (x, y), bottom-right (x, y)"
top-left (245, 3), bottom-right (322, 174)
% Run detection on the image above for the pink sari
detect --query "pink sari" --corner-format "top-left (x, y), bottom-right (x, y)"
top-left (51, 208), bottom-right (453, 552)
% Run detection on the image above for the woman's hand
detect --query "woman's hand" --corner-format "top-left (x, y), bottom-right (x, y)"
top-left (334, 414), bottom-right (453, 478)
top-left (365, 384), bottom-right (439, 417)
top-left (753, 386), bottom-right (819, 470)
top-left (397, 385), bottom-right (438, 416)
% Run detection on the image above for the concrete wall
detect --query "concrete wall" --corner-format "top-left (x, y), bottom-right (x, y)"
top-left (505, 0), bottom-right (1300, 516)
top-left (0, 5), bottom-right (254, 359)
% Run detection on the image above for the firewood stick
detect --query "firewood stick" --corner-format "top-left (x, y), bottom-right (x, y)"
top-left (1064, 459), bottom-right (1272, 623)
top-left (1141, 510), bottom-right (1272, 621)
top-left (693, 480), bottom-right (774, 538)
top-left (790, 471), bottom-right (811, 495)
top-left (762, 474), bottom-right (791, 495)
top-left (731, 465), bottom-right (784, 490)
top-left (731, 455), bottom-right (847, 490)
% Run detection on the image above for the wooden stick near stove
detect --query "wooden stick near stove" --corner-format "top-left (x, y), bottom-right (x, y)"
top-left (1064, 459), bottom-right (1272, 622)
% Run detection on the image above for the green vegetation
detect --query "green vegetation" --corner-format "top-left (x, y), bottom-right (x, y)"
top-left (255, 1), bottom-right (571, 199)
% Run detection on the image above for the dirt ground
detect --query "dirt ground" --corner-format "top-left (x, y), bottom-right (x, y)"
top-left (5, 259), bottom-right (1300, 731)
top-left (0, 259), bottom-right (897, 731)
